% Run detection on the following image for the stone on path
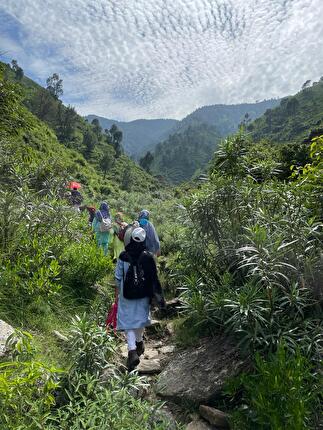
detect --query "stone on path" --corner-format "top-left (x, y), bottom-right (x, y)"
top-left (166, 322), bottom-right (175, 336)
top-left (120, 344), bottom-right (128, 358)
top-left (0, 320), bottom-right (14, 357)
top-left (156, 336), bottom-right (248, 405)
top-left (186, 419), bottom-right (216, 430)
top-left (199, 406), bottom-right (230, 429)
top-left (138, 358), bottom-right (161, 374)
top-left (159, 345), bottom-right (175, 354)
top-left (143, 348), bottom-right (159, 360)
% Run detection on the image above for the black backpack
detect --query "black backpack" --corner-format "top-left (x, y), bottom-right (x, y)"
top-left (123, 252), bottom-right (152, 300)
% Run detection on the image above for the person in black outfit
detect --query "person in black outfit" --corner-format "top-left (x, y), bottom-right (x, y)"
top-left (115, 227), bottom-right (165, 371)
top-left (70, 187), bottom-right (83, 209)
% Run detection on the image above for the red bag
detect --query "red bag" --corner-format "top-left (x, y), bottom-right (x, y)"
top-left (106, 301), bottom-right (118, 332)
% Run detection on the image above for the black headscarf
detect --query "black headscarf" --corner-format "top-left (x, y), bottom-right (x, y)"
top-left (120, 238), bottom-right (146, 263)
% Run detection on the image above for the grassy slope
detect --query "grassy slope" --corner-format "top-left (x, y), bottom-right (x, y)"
top-left (1, 61), bottom-right (162, 201)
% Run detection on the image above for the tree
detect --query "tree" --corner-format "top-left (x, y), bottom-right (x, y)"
top-left (109, 124), bottom-right (123, 158)
top-left (100, 151), bottom-right (114, 178)
top-left (83, 129), bottom-right (98, 156)
top-left (91, 118), bottom-right (102, 138)
top-left (302, 80), bottom-right (311, 90)
top-left (46, 73), bottom-right (63, 99)
top-left (286, 98), bottom-right (299, 116)
top-left (56, 104), bottom-right (78, 143)
top-left (11, 59), bottom-right (24, 80)
top-left (139, 151), bottom-right (154, 173)
top-left (29, 89), bottom-right (57, 123)
top-left (121, 167), bottom-right (133, 191)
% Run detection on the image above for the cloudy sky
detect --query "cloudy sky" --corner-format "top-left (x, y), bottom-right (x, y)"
top-left (0, 0), bottom-right (322, 121)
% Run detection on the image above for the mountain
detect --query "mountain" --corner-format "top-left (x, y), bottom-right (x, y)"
top-left (86, 100), bottom-right (279, 160)
top-left (152, 124), bottom-right (221, 183)
top-left (177, 99), bottom-right (280, 136)
top-left (148, 100), bottom-right (280, 183)
top-left (248, 79), bottom-right (323, 143)
top-left (85, 115), bottom-right (178, 158)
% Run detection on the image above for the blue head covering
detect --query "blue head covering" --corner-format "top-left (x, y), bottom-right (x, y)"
top-left (138, 209), bottom-right (150, 226)
top-left (96, 201), bottom-right (110, 221)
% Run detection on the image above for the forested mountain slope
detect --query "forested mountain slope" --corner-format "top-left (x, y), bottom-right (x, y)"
top-left (87, 100), bottom-right (278, 161)
top-left (177, 99), bottom-right (280, 136)
top-left (249, 78), bottom-right (323, 143)
top-left (151, 123), bottom-right (220, 183)
top-left (86, 114), bottom-right (178, 158)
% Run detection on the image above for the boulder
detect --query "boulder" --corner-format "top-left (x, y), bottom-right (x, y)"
top-left (186, 419), bottom-right (216, 430)
top-left (146, 319), bottom-right (165, 336)
top-left (156, 336), bottom-right (248, 405)
top-left (138, 358), bottom-right (161, 374)
top-left (0, 320), bottom-right (15, 357)
top-left (199, 406), bottom-right (229, 428)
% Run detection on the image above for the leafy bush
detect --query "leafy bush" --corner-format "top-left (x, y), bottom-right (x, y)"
top-left (0, 331), bottom-right (61, 430)
top-left (49, 371), bottom-right (179, 430)
top-left (67, 313), bottom-right (115, 375)
top-left (60, 240), bottom-right (112, 296)
top-left (227, 345), bottom-right (320, 430)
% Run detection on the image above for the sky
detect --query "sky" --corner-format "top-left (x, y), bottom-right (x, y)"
top-left (0, 0), bottom-right (323, 121)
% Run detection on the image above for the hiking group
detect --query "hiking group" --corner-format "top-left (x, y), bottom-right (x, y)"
top-left (67, 184), bottom-right (165, 371)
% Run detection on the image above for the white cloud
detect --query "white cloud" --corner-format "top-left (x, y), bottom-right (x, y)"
top-left (0, 0), bottom-right (323, 120)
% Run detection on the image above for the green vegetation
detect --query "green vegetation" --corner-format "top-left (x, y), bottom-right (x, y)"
top-left (152, 123), bottom-right (220, 183)
top-left (167, 132), bottom-right (322, 427)
top-left (0, 63), bottom-right (180, 429)
top-left (249, 78), bottom-right (323, 144)
top-left (1, 58), bottom-right (322, 429)
top-left (177, 99), bottom-right (279, 136)
top-left (1, 60), bottom-right (160, 195)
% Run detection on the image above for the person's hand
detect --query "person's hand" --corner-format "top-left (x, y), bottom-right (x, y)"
top-left (156, 249), bottom-right (161, 257)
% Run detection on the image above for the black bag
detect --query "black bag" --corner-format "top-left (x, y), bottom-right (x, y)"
top-left (123, 252), bottom-right (152, 300)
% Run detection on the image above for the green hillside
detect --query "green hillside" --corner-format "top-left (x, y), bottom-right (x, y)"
top-left (249, 79), bottom-right (323, 143)
top-left (1, 61), bottom-right (160, 198)
top-left (152, 123), bottom-right (220, 183)
top-left (177, 99), bottom-right (280, 136)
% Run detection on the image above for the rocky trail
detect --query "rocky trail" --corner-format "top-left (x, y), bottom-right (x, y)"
top-left (113, 299), bottom-right (243, 430)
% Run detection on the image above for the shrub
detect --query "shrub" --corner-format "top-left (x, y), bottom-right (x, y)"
top-left (67, 313), bottom-right (115, 375)
top-left (227, 345), bottom-right (320, 430)
top-left (48, 371), bottom-right (179, 430)
top-left (0, 331), bottom-right (61, 430)
top-left (60, 240), bottom-right (112, 296)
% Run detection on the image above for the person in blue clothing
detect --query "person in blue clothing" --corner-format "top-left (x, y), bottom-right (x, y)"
top-left (92, 202), bottom-right (112, 255)
top-left (138, 209), bottom-right (161, 256)
top-left (115, 226), bottom-right (164, 371)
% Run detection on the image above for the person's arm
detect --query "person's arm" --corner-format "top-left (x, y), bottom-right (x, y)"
top-left (115, 258), bottom-right (123, 290)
